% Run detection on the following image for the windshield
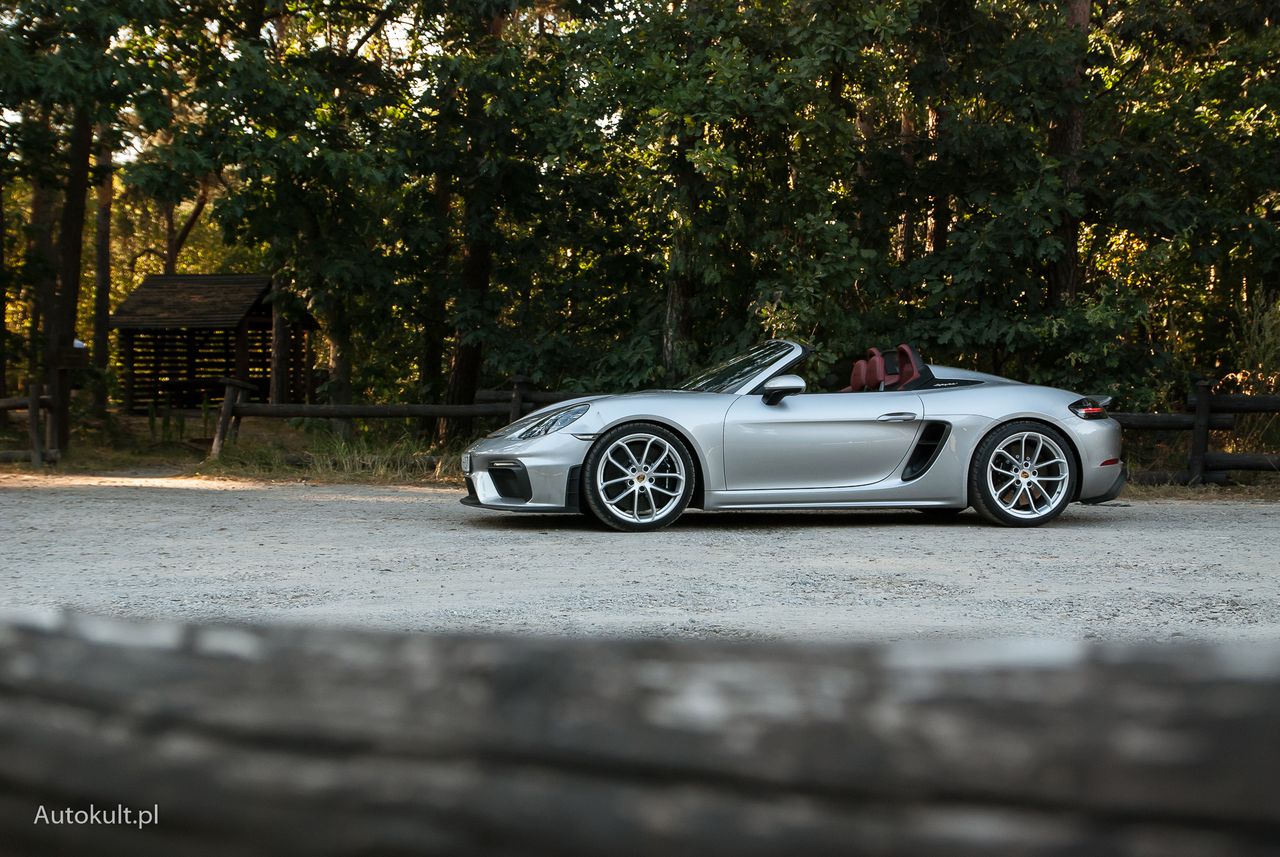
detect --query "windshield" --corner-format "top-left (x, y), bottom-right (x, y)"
top-left (678, 341), bottom-right (796, 393)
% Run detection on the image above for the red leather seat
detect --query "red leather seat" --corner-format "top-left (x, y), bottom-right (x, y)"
top-left (841, 359), bottom-right (868, 393)
top-left (865, 352), bottom-right (886, 391)
top-left (868, 347), bottom-right (899, 388)
top-left (896, 343), bottom-right (923, 389)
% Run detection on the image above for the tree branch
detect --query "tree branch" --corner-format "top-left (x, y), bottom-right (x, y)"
top-left (128, 248), bottom-right (166, 276)
top-left (171, 183), bottom-right (210, 264)
top-left (350, 2), bottom-right (404, 55)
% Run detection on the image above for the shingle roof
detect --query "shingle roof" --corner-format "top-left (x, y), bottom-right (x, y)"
top-left (111, 275), bottom-right (273, 330)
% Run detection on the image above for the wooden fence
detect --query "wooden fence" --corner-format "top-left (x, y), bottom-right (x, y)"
top-left (1111, 379), bottom-right (1280, 484)
top-left (0, 611), bottom-right (1277, 855)
top-left (0, 385), bottom-right (52, 465)
top-left (8, 374), bottom-right (1266, 479)
top-left (210, 377), bottom-right (1279, 483)
top-left (209, 377), bottom-right (586, 459)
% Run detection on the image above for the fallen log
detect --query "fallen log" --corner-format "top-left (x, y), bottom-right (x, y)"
top-left (0, 612), bottom-right (1277, 856)
top-left (1111, 411), bottom-right (1235, 431)
top-left (1204, 452), bottom-right (1280, 472)
top-left (0, 449), bottom-right (58, 464)
top-left (1184, 392), bottom-right (1280, 414)
top-left (0, 395), bottom-right (52, 412)
top-left (232, 402), bottom-right (514, 419)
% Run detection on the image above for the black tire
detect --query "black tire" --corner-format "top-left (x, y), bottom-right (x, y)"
top-left (969, 421), bottom-right (1078, 527)
top-left (576, 488), bottom-right (604, 527)
top-left (583, 422), bottom-right (695, 532)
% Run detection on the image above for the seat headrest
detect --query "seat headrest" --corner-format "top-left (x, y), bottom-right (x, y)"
top-left (869, 346), bottom-right (900, 386)
top-left (896, 343), bottom-right (923, 390)
top-left (865, 353), bottom-right (886, 391)
top-left (849, 359), bottom-right (868, 392)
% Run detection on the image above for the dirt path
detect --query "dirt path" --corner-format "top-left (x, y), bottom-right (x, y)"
top-left (2, 472), bottom-right (1277, 641)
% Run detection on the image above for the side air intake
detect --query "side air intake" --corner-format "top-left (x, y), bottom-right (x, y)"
top-left (902, 422), bottom-right (951, 481)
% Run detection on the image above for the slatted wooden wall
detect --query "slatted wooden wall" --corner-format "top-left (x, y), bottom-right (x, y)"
top-left (122, 326), bottom-right (311, 411)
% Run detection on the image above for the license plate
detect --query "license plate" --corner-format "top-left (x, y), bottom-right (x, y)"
top-left (461, 453), bottom-right (472, 473)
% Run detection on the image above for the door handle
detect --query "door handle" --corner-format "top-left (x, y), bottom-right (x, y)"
top-left (877, 412), bottom-right (918, 422)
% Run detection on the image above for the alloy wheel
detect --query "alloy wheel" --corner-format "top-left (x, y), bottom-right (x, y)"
top-left (985, 431), bottom-right (1070, 520)
top-left (594, 432), bottom-right (688, 525)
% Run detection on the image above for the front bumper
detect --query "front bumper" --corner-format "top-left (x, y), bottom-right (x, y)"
top-left (460, 431), bottom-right (592, 513)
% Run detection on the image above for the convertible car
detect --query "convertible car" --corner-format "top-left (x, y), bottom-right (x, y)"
top-left (461, 340), bottom-right (1124, 531)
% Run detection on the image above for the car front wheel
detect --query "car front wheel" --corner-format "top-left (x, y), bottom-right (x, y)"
top-left (583, 423), bottom-right (694, 532)
top-left (970, 421), bottom-right (1078, 527)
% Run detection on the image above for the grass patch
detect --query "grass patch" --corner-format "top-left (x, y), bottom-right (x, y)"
top-left (1123, 474), bottom-right (1280, 501)
top-left (0, 410), bottom-right (205, 473)
top-left (0, 409), bottom-right (469, 485)
top-left (199, 433), bottom-right (466, 485)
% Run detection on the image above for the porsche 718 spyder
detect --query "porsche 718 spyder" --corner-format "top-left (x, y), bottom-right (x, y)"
top-left (461, 340), bottom-right (1124, 531)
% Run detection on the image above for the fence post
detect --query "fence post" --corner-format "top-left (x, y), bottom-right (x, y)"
top-left (1187, 378), bottom-right (1213, 486)
top-left (509, 375), bottom-right (529, 424)
top-left (43, 381), bottom-right (57, 456)
top-left (209, 378), bottom-right (260, 459)
top-left (27, 383), bottom-right (42, 467)
top-left (210, 382), bottom-right (242, 461)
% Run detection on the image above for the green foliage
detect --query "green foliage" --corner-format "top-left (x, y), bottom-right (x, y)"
top-left (2, 0), bottom-right (1277, 416)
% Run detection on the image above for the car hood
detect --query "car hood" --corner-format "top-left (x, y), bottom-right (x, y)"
top-left (488, 390), bottom-right (720, 438)
top-left (528, 389), bottom-right (709, 415)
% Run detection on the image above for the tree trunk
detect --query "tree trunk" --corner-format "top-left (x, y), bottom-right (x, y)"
top-left (419, 320), bottom-right (444, 401)
top-left (162, 203), bottom-right (175, 274)
top-left (663, 132), bottom-right (700, 385)
top-left (438, 5), bottom-right (507, 444)
top-left (421, 173), bottom-right (452, 442)
top-left (326, 315), bottom-right (354, 439)
top-left (926, 105), bottom-right (949, 255)
top-left (662, 251), bottom-right (695, 385)
top-left (897, 108), bottom-right (917, 265)
top-left (441, 237), bottom-right (491, 442)
top-left (418, 301), bottom-right (446, 442)
top-left (1047, 0), bottom-right (1090, 306)
top-left (0, 169), bottom-right (7, 399)
top-left (25, 142), bottom-right (59, 385)
top-left (46, 104), bottom-right (95, 451)
top-left (851, 112), bottom-right (875, 235)
top-left (269, 284), bottom-right (288, 405)
top-left (92, 138), bottom-right (113, 415)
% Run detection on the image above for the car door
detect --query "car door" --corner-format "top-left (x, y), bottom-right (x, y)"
top-left (721, 391), bottom-right (925, 490)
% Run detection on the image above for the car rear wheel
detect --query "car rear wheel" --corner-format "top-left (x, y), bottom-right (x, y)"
top-left (584, 423), bottom-right (694, 532)
top-left (970, 421), bottom-right (1078, 527)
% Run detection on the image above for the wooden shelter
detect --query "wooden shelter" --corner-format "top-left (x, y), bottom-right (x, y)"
top-left (111, 274), bottom-right (316, 411)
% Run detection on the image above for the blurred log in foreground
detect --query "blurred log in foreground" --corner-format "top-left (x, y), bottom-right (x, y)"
top-left (0, 611), bottom-right (1278, 856)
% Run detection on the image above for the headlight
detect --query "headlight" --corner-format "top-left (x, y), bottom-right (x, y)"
top-left (516, 404), bottom-right (590, 439)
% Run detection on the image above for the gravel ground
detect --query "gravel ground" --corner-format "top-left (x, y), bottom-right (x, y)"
top-left (2, 471), bottom-right (1277, 641)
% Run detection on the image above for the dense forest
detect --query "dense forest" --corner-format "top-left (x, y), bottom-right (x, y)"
top-left (1, 0), bottom-right (1277, 446)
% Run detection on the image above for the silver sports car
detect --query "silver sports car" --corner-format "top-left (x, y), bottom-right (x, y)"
top-left (461, 340), bottom-right (1124, 531)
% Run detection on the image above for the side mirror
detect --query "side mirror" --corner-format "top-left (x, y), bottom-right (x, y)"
top-left (762, 374), bottom-right (806, 406)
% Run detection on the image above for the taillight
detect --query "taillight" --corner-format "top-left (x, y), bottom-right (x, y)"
top-left (1069, 398), bottom-right (1109, 419)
